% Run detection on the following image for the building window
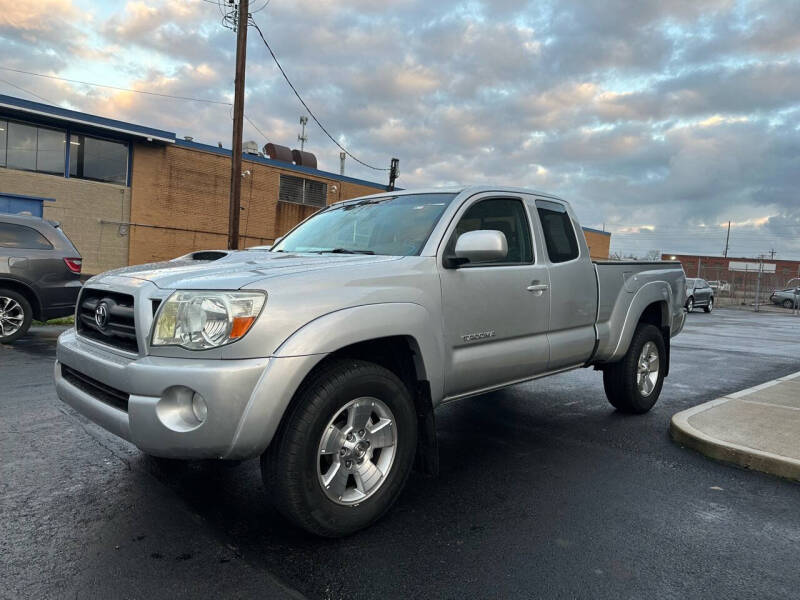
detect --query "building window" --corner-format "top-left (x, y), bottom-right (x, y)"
top-left (69, 134), bottom-right (128, 185)
top-left (3, 121), bottom-right (66, 175)
top-left (0, 120), bottom-right (6, 166)
top-left (279, 174), bottom-right (327, 207)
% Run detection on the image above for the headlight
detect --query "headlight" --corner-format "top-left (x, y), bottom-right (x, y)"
top-left (151, 291), bottom-right (266, 350)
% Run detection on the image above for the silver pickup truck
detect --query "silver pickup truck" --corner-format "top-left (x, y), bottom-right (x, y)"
top-left (55, 186), bottom-right (686, 536)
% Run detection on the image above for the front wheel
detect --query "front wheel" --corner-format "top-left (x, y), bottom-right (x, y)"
top-left (0, 289), bottom-right (32, 344)
top-left (262, 359), bottom-right (417, 537)
top-left (603, 323), bottom-right (666, 414)
top-left (704, 297), bottom-right (714, 313)
top-left (686, 297), bottom-right (694, 313)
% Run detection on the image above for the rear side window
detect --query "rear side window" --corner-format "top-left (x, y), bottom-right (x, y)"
top-left (536, 200), bottom-right (579, 263)
top-left (0, 222), bottom-right (53, 249)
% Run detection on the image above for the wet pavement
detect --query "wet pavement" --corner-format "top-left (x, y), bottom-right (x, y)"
top-left (2, 312), bottom-right (799, 599)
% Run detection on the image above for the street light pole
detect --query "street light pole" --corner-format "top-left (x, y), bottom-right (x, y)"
top-left (227, 0), bottom-right (249, 250)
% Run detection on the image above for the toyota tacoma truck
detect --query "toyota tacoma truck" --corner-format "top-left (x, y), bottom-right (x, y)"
top-left (55, 186), bottom-right (686, 537)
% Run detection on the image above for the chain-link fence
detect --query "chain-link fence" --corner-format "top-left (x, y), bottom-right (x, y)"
top-left (692, 263), bottom-right (800, 312)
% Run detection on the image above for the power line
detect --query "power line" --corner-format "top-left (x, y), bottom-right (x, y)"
top-left (0, 66), bottom-right (232, 106)
top-left (0, 64), bottom-right (274, 148)
top-left (244, 114), bottom-right (269, 140)
top-left (0, 77), bottom-right (55, 104)
top-left (249, 17), bottom-right (390, 171)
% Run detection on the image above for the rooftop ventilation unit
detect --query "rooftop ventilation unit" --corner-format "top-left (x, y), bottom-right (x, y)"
top-left (291, 149), bottom-right (317, 169)
top-left (243, 140), bottom-right (260, 155)
top-left (264, 143), bottom-right (293, 163)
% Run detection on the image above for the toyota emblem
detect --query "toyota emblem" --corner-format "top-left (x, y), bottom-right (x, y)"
top-left (94, 302), bottom-right (110, 329)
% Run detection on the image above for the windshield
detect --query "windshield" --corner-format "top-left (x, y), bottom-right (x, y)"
top-left (272, 193), bottom-right (457, 256)
top-left (685, 278), bottom-right (696, 287)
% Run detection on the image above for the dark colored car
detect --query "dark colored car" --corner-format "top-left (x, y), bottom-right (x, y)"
top-left (685, 277), bottom-right (714, 313)
top-left (770, 287), bottom-right (800, 309)
top-left (0, 214), bottom-right (82, 343)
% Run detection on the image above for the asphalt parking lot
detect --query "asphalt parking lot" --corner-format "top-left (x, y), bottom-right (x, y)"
top-left (2, 309), bottom-right (799, 600)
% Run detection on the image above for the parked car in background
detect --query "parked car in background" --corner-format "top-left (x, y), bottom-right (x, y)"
top-left (0, 214), bottom-right (83, 343)
top-left (685, 278), bottom-right (714, 312)
top-left (770, 287), bottom-right (800, 309)
top-left (708, 280), bottom-right (730, 293)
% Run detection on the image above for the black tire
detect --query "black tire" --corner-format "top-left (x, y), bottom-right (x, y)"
top-left (0, 288), bottom-right (33, 344)
top-left (783, 299), bottom-right (794, 309)
top-left (603, 323), bottom-right (666, 414)
top-left (704, 297), bottom-right (714, 313)
top-left (686, 297), bottom-right (694, 313)
top-left (262, 359), bottom-right (417, 537)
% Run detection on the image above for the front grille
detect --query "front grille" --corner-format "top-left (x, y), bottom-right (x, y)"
top-left (76, 288), bottom-right (139, 353)
top-left (61, 364), bottom-right (129, 412)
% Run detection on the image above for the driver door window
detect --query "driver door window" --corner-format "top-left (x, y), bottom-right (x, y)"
top-left (446, 198), bottom-right (533, 265)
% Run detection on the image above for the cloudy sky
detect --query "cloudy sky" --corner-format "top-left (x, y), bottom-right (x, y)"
top-left (1, 0), bottom-right (799, 259)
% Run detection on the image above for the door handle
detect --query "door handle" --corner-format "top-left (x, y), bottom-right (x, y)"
top-left (527, 283), bottom-right (549, 293)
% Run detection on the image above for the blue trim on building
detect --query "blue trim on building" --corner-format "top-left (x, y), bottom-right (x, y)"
top-left (0, 192), bottom-right (55, 202)
top-left (0, 94), bottom-right (175, 142)
top-left (174, 138), bottom-right (390, 191)
top-left (582, 226), bottom-right (611, 236)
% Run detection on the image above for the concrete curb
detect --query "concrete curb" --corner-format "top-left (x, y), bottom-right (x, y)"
top-left (670, 372), bottom-right (800, 482)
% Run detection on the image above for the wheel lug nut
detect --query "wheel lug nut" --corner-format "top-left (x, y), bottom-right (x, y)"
top-left (339, 448), bottom-right (346, 456)
top-left (345, 460), bottom-right (352, 469)
top-left (358, 429), bottom-right (366, 437)
top-left (346, 433), bottom-right (354, 442)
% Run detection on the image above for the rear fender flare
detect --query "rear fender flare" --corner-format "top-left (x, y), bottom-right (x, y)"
top-left (606, 282), bottom-right (674, 363)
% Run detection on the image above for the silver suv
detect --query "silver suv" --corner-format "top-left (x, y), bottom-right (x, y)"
top-left (0, 213), bottom-right (83, 343)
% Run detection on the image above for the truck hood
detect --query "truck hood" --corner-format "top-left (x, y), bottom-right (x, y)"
top-left (87, 251), bottom-right (404, 290)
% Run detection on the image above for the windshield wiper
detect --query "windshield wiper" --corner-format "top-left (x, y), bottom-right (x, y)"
top-left (320, 248), bottom-right (375, 255)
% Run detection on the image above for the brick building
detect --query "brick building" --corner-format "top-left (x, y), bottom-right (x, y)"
top-left (582, 227), bottom-right (611, 260)
top-left (1, 94), bottom-right (610, 274)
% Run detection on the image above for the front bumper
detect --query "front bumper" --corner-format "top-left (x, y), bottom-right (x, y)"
top-left (55, 328), bottom-right (321, 459)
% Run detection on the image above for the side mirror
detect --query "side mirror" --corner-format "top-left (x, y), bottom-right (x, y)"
top-left (445, 230), bottom-right (508, 268)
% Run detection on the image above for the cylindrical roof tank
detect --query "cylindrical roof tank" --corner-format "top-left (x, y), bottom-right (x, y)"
top-left (291, 149), bottom-right (317, 169)
top-left (263, 143), bottom-right (293, 163)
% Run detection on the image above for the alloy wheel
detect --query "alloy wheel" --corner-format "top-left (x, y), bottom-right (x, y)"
top-left (0, 296), bottom-right (24, 338)
top-left (636, 341), bottom-right (660, 397)
top-left (317, 397), bottom-right (397, 505)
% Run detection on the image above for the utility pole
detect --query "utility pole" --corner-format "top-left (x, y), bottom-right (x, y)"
top-left (723, 220), bottom-right (731, 257)
top-left (769, 248), bottom-right (776, 260)
top-left (339, 152), bottom-right (346, 175)
top-left (755, 254), bottom-right (763, 312)
top-left (227, 0), bottom-right (249, 251)
top-left (298, 115), bottom-right (308, 151)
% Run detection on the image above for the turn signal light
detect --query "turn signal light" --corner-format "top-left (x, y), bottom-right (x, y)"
top-left (64, 257), bottom-right (82, 274)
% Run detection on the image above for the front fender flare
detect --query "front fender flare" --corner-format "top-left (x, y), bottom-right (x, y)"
top-left (224, 303), bottom-right (444, 459)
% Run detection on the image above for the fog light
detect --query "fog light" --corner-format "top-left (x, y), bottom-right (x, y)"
top-left (191, 392), bottom-right (208, 423)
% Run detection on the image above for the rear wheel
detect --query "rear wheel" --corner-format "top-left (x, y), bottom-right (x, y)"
top-left (783, 299), bottom-right (794, 309)
top-left (262, 359), bottom-right (417, 537)
top-left (603, 323), bottom-right (666, 414)
top-left (704, 297), bottom-right (714, 313)
top-left (0, 289), bottom-right (32, 344)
